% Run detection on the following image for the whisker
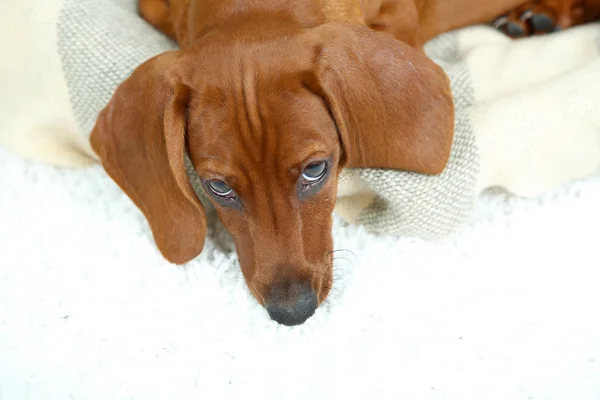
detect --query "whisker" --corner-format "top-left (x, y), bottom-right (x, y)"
top-left (326, 263), bottom-right (350, 271)
top-left (329, 256), bottom-right (354, 265)
top-left (322, 264), bottom-right (351, 279)
top-left (326, 248), bottom-right (356, 257)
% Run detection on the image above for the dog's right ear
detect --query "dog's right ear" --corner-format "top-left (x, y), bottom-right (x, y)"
top-left (91, 51), bottom-right (206, 265)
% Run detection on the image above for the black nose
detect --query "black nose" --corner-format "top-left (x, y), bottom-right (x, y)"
top-left (265, 282), bottom-right (318, 326)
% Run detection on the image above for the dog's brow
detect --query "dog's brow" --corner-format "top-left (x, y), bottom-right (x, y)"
top-left (194, 158), bottom-right (240, 180)
top-left (287, 143), bottom-right (331, 166)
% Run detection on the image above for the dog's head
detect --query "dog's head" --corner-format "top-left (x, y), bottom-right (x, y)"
top-left (91, 23), bottom-right (454, 326)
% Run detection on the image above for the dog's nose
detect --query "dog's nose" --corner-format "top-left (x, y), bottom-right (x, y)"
top-left (265, 281), bottom-right (317, 326)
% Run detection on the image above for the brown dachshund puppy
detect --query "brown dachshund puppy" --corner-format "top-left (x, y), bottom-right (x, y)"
top-left (90, 0), bottom-right (593, 326)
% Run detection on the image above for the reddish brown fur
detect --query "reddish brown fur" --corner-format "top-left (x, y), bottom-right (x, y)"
top-left (92, 0), bottom-right (598, 324)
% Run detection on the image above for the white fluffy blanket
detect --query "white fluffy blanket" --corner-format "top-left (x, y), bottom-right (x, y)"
top-left (2, 1), bottom-right (600, 399)
top-left (2, 146), bottom-right (600, 399)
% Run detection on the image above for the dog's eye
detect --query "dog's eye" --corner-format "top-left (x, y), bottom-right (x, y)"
top-left (302, 161), bottom-right (327, 183)
top-left (207, 180), bottom-right (235, 199)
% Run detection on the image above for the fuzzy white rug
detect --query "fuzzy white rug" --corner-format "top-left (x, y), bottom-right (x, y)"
top-left (2, 144), bottom-right (600, 399)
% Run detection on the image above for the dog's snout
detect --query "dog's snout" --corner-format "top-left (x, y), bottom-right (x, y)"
top-left (265, 281), bottom-right (318, 326)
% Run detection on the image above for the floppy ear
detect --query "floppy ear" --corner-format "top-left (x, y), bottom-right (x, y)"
top-left (305, 23), bottom-right (455, 175)
top-left (90, 51), bottom-right (206, 265)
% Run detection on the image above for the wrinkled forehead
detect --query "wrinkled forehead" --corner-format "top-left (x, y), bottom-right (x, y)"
top-left (187, 76), bottom-right (339, 173)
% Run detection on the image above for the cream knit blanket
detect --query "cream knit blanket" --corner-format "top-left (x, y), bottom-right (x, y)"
top-left (2, 0), bottom-right (600, 240)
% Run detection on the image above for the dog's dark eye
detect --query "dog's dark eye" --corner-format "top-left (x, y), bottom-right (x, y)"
top-left (302, 161), bottom-right (327, 183)
top-left (206, 180), bottom-right (235, 199)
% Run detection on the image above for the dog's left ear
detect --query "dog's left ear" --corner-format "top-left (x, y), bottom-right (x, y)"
top-left (303, 23), bottom-right (454, 174)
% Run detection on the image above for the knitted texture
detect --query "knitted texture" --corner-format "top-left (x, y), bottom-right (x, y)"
top-left (57, 0), bottom-right (480, 239)
top-left (57, 0), bottom-right (177, 136)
